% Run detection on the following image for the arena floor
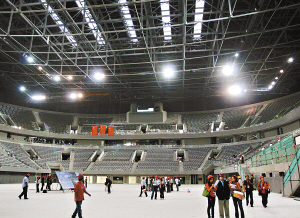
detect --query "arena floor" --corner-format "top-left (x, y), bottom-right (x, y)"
top-left (1, 183), bottom-right (299, 218)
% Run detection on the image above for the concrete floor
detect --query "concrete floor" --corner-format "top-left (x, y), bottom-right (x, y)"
top-left (1, 183), bottom-right (299, 218)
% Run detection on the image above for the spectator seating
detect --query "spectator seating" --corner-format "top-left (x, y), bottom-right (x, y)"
top-left (0, 141), bottom-right (39, 169)
top-left (0, 104), bottom-right (35, 130)
top-left (31, 145), bottom-right (62, 169)
top-left (39, 112), bottom-right (73, 133)
top-left (183, 147), bottom-right (216, 171)
top-left (136, 148), bottom-right (179, 171)
top-left (72, 149), bottom-right (95, 171)
top-left (182, 112), bottom-right (219, 133)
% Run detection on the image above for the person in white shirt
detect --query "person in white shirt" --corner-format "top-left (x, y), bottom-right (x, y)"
top-left (36, 176), bottom-right (40, 193)
top-left (139, 177), bottom-right (148, 197)
top-left (151, 176), bottom-right (160, 200)
top-left (238, 176), bottom-right (242, 186)
top-left (170, 177), bottom-right (174, 191)
top-left (175, 176), bottom-right (180, 191)
top-left (19, 174), bottom-right (30, 199)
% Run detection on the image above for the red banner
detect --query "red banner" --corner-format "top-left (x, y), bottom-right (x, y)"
top-left (108, 126), bottom-right (114, 136)
top-left (92, 126), bottom-right (98, 135)
top-left (100, 125), bottom-right (106, 135)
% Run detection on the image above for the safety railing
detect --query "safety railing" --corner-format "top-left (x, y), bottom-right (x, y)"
top-left (284, 148), bottom-right (300, 187)
top-left (251, 143), bottom-right (300, 167)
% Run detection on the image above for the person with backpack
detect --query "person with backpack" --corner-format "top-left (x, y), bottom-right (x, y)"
top-left (230, 175), bottom-right (244, 218)
top-left (243, 174), bottom-right (254, 207)
top-left (206, 175), bottom-right (216, 218)
top-left (215, 173), bottom-right (230, 218)
top-left (257, 176), bottom-right (272, 208)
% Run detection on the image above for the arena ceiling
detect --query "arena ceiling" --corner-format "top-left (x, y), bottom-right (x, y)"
top-left (0, 0), bottom-right (299, 103)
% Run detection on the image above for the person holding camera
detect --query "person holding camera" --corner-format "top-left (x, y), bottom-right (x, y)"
top-left (257, 176), bottom-right (271, 208)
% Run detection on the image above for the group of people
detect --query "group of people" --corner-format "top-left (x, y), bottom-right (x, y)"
top-left (139, 176), bottom-right (181, 200)
top-left (205, 173), bottom-right (271, 218)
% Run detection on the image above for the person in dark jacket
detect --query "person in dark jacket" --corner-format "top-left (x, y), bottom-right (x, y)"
top-left (46, 174), bottom-right (52, 191)
top-left (41, 176), bottom-right (45, 191)
top-left (215, 173), bottom-right (230, 218)
top-left (243, 174), bottom-right (254, 207)
top-left (105, 175), bottom-right (112, 194)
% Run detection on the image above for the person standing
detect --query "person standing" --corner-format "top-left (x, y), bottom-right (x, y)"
top-left (18, 174), bottom-right (30, 200)
top-left (139, 177), bottom-right (148, 197)
top-left (72, 174), bottom-right (91, 218)
top-left (150, 176), bottom-right (154, 191)
top-left (46, 174), bottom-right (51, 191)
top-left (151, 176), bottom-right (159, 200)
top-left (258, 176), bottom-right (271, 208)
top-left (105, 175), bottom-right (112, 194)
top-left (170, 176), bottom-right (174, 191)
top-left (230, 175), bottom-right (244, 218)
top-left (243, 174), bottom-right (254, 207)
top-left (206, 175), bottom-right (216, 218)
top-left (215, 173), bottom-right (230, 218)
top-left (145, 176), bottom-right (149, 191)
top-left (36, 176), bottom-right (40, 193)
top-left (84, 177), bottom-right (88, 188)
top-left (41, 176), bottom-right (45, 191)
top-left (166, 177), bottom-right (171, 193)
top-left (159, 177), bottom-right (165, 200)
top-left (175, 176), bottom-right (180, 191)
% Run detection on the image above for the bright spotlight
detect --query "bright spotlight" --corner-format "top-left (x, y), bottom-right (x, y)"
top-left (69, 93), bottom-right (77, 99)
top-left (27, 56), bottom-right (34, 63)
top-left (275, 77), bottom-right (278, 80)
top-left (163, 67), bottom-right (175, 78)
top-left (38, 66), bottom-right (43, 70)
top-left (77, 93), bottom-right (83, 98)
top-left (268, 85), bottom-right (273, 90)
top-left (228, 85), bottom-right (242, 96)
top-left (222, 64), bottom-right (235, 76)
top-left (53, 76), bottom-right (60, 82)
top-left (94, 72), bottom-right (105, 81)
top-left (271, 81), bottom-right (276, 85)
top-left (234, 53), bottom-right (239, 57)
top-left (31, 95), bottom-right (46, 101)
top-left (67, 75), bottom-right (73, 80)
top-left (288, 57), bottom-right (294, 63)
top-left (280, 69), bottom-right (284, 73)
top-left (19, 86), bottom-right (26, 92)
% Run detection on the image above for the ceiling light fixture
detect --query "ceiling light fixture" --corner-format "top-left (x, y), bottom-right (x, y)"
top-left (288, 57), bottom-right (294, 63)
top-left (228, 85), bottom-right (242, 96)
top-left (19, 86), bottom-right (26, 92)
top-left (94, 72), bottom-right (105, 81)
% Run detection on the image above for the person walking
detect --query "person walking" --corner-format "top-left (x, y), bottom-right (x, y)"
top-left (36, 176), bottom-right (40, 193)
top-left (243, 174), bottom-right (254, 207)
top-left (145, 176), bottom-right (149, 191)
top-left (72, 174), bottom-right (91, 218)
top-left (159, 177), bottom-right (165, 199)
top-left (175, 176), bottom-right (180, 191)
top-left (84, 177), bottom-right (88, 188)
top-left (257, 176), bottom-right (271, 208)
top-left (206, 175), bottom-right (216, 218)
top-left (105, 175), bottom-right (112, 194)
top-left (46, 174), bottom-right (52, 191)
top-left (215, 173), bottom-right (230, 218)
top-left (150, 176), bottom-right (154, 191)
top-left (139, 177), bottom-right (148, 197)
top-left (230, 175), bottom-right (244, 218)
top-left (18, 174), bottom-right (30, 200)
top-left (41, 175), bottom-right (45, 191)
top-left (151, 176), bottom-right (159, 200)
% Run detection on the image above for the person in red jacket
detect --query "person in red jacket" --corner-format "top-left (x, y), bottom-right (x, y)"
top-left (206, 175), bottom-right (216, 218)
top-left (72, 174), bottom-right (91, 218)
top-left (257, 176), bottom-right (272, 208)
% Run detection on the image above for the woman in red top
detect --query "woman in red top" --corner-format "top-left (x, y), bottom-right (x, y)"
top-left (206, 175), bottom-right (216, 218)
top-left (230, 175), bottom-right (244, 218)
top-left (257, 176), bottom-right (271, 208)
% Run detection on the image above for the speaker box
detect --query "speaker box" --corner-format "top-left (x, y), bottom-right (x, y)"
top-left (43, 190), bottom-right (47, 193)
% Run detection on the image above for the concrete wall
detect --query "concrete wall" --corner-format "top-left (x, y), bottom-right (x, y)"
top-left (0, 171), bottom-right (34, 184)
top-left (263, 129), bottom-right (277, 138)
top-left (185, 138), bottom-right (211, 145)
top-left (0, 131), bottom-right (7, 138)
top-left (282, 121), bottom-right (299, 134)
top-left (76, 139), bottom-right (104, 146)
